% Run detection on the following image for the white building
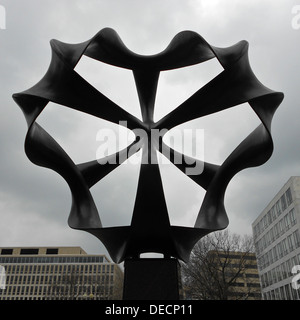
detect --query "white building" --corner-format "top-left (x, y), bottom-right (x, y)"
top-left (252, 176), bottom-right (300, 300)
top-left (0, 246), bottom-right (123, 300)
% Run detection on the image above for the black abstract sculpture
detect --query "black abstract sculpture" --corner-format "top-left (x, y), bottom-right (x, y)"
top-left (13, 28), bottom-right (283, 266)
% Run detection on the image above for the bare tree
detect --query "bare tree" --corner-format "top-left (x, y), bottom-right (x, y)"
top-left (112, 267), bottom-right (124, 300)
top-left (45, 265), bottom-right (123, 300)
top-left (46, 266), bottom-right (83, 300)
top-left (181, 230), bottom-right (261, 300)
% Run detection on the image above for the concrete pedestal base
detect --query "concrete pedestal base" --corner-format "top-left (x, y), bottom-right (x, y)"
top-left (123, 258), bottom-right (182, 300)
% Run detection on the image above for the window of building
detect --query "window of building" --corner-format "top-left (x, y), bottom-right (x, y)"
top-left (275, 265), bottom-right (281, 282)
top-left (280, 219), bottom-right (285, 236)
top-left (284, 214), bottom-right (290, 231)
top-left (273, 223), bottom-right (279, 239)
top-left (263, 215), bottom-right (268, 230)
top-left (268, 228), bottom-right (273, 242)
top-left (283, 261), bottom-right (289, 279)
top-left (293, 230), bottom-right (300, 248)
top-left (20, 248), bottom-right (39, 255)
top-left (282, 238), bottom-right (288, 256)
top-left (286, 188), bottom-right (293, 206)
top-left (254, 224), bottom-right (259, 238)
top-left (291, 283), bottom-right (299, 300)
top-left (287, 235), bottom-right (293, 252)
top-left (275, 200), bottom-right (282, 217)
top-left (292, 255), bottom-right (299, 267)
top-left (281, 194), bottom-right (287, 212)
top-left (270, 207), bottom-right (276, 222)
top-left (46, 248), bottom-right (58, 255)
top-left (267, 210), bottom-right (271, 225)
top-left (279, 286), bottom-right (285, 299)
top-left (289, 208), bottom-right (296, 226)
top-left (1, 249), bottom-right (13, 255)
top-left (284, 284), bottom-right (292, 300)
top-left (273, 246), bottom-right (278, 262)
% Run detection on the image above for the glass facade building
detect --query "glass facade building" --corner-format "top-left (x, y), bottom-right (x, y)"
top-left (252, 176), bottom-right (300, 300)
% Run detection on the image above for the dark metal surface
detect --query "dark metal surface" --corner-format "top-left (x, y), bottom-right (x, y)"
top-left (13, 28), bottom-right (283, 263)
top-left (123, 258), bottom-right (182, 300)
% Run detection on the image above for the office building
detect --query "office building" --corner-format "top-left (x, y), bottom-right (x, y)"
top-left (210, 250), bottom-right (261, 300)
top-left (0, 246), bottom-right (123, 300)
top-left (252, 176), bottom-right (300, 300)
top-left (183, 249), bottom-right (261, 300)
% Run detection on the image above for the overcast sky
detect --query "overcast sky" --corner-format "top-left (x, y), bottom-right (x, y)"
top-left (0, 0), bottom-right (300, 260)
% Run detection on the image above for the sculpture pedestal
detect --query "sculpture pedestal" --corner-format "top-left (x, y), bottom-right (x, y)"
top-left (123, 258), bottom-right (182, 300)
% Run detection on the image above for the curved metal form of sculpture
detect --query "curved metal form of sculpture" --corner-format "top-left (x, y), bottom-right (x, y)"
top-left (13, 28), bottom-right (283, 264)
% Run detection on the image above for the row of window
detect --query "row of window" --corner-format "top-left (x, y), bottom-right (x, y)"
top-left (257, 230), bottom-right (300, 270)
top-left (0, 255), bottom-right (109, 264)
top-left (263, 283), bottom-right (299, 300)
top-left (260, 253), bottom-right (300, 288)
top-left (231, 282), bottom-right (260, 288)
top-left (226, 272), bottom-right (259, 279)
top-left (217, 253), bottom-right (257, 261)
top-left (3, 262), bottom-right (114, 274)
top-left (255, 208), bottom-right (297, 255)
top-left (253, 188), bottom-right (293, 238)
top-left (0, 248), bottom-right (59, 255)
top-left (0, 283), bottom-right (114, 299)
top-left (4, 273), bottom-right (114, 286)
top-left (223, 263), bottom-right (258, 269)
top-left (1, 296), bottom-right (112, 300)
